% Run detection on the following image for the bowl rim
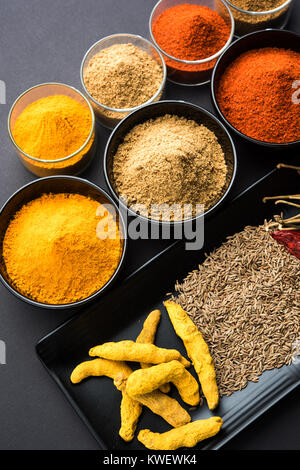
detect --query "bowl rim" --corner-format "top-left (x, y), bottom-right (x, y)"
top-left (224, 0), bottom-right (293, 16)
top-left (0, 176), bottom-right (128, 309)
top-left (149, 0), bottom-right (235, 65)
top-left (7, 82), bottom-right (96, 164)
top-left (80, 33), bottom-right (167, 113)
top-left (211, 28), bottom-right (300, 148)
top-left (103, 99), bottom-right (237, 226)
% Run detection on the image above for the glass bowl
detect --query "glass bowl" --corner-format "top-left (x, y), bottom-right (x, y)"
top-left (149, 0), bottom-right (235, 86)
top-left (211, 29), bottom-right (300, 149)
top-left (80, 34), bottom-right (167, 129)
top-left (104, 100), bottom-right (237, 227)
top-left (8, 83), bottom-right (96, 177)
top-left (224, 0), bottom-right (294, 36)
top-left (0, 176), bottom-right (127, 309)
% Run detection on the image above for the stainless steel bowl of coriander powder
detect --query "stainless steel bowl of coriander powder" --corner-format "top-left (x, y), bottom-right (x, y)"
top-left (80, 34), bottom-right (167, 129)
top-left (104, 100), bottom-right (237, 226)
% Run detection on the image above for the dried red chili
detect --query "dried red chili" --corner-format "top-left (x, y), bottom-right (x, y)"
top-left (271, 231), bottom-right (300, 260)
top-left (264, 164), bottom-right (300, 259)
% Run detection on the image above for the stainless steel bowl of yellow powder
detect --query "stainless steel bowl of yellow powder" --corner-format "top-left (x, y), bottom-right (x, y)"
top-left (80, 34), bottom-right (167, 129)
top-left (8, 83), bottom-right (97, 177)
top-left (0, 176), bottom-right (127, 309)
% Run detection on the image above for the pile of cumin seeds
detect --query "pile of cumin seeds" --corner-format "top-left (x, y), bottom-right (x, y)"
top-left (171, 224), bottom-right (300, 397)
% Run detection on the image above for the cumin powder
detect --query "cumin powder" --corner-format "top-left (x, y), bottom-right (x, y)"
top-left (83, 43), bottom-right (163, 111)
top-left (112, 114), bottom-right (227, 221)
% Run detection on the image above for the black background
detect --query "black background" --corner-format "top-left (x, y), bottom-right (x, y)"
top-left (0, 0), bottom-right (299, 450)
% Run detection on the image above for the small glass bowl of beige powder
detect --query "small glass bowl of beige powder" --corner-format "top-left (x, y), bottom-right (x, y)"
top-left (224, 0), bottom-right (294, 36)
top-left (80, 34), bottom-right (167, 129)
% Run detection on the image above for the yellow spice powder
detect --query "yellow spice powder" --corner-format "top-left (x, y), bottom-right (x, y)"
top-left (2, 193), bottom-right (123, 305)
top-left (12, 95), bottom-right (92, 161)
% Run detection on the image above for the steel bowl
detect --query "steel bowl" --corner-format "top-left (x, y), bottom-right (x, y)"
top-left (211, 29), bottom-right (300, 149)
top-left (104, 100), bottom-right (237, 228)
top-left (0, 176), bottom-right (127, 309)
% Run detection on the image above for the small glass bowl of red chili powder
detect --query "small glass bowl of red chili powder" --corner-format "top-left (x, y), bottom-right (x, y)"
top-left (149, 0), bottom-right (234, 86)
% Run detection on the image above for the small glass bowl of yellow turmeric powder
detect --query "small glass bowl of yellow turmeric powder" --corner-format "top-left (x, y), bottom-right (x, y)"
top-left (8, 83), bottom-right (97, 177)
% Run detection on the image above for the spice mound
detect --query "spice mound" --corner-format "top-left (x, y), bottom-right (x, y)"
top-left (112, 114), bottom-right (228, 221)
top-left (217, 47), bottom-right (300, 143)
top-left (83, 43), bottom-right (163, 112)
top-left (227, 1), bottom-right (291, 35)
top-left (12, 95), bottom-right (93, 161)
top-left (172, 224), bottom-right (300, 397)
top-left (230, 0), bottom-right (287, 10)
top-left (152, 4), bottom-right (231, 72)
top-left (2, 193), bottom-right (123, 305)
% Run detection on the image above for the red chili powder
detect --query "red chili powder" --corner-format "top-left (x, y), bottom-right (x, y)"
top-left (217, 47), bottom-right (300, 144)
top-left (152, 4), bottom-right (231, 72)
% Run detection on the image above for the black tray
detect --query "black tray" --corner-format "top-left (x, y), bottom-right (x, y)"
top-left (36, 168), bottom-right (300, 450)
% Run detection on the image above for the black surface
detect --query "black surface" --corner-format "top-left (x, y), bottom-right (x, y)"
top-left (0, 0), bottom-right (299, 451)
top-left (36, 168), bottom-right (300, 451)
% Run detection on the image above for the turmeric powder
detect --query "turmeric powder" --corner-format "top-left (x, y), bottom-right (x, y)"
top-left (11, 94), bottom-right (94, 173)
top-left (2, 193), bottom-right (123, 304)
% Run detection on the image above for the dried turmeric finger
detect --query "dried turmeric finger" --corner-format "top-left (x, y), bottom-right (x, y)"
top-left (119, 390), bottom-right (143, 442)
top-left (136, 310), bottom-right (171, 394)
top-left (136, 310), bottom-right (161, 346)
top-left (70, 358), bottom-right (132, 383)
top-left (89, 340), bottom-right (190, 368)
top-left (126, 360), bottom-right (200, 406)
top-left (158, 383), bottom-right (171, 394)
top-left (164, 300), bottom-right (219, 410)
top-left (70, 358), bottom-right (142, 442)
top-left (114, 373), bottom-right (191, 428)
top-left (138, 416), bottom-right (223, 450)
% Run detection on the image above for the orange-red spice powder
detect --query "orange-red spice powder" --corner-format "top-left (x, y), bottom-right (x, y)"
top-left (217, 47), bottom-right (300, 144)
top-left (152, 4), bottom-right (231, 72)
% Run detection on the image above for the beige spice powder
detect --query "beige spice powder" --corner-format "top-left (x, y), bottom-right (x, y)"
top-left (230, 0), bottom-right (286, 10)
top-left (112, 114), bottom-right (228, 221)
top-left (83, 43), bottom-right (163, 110)
top-left (228, 0), bottom-right (289, 30)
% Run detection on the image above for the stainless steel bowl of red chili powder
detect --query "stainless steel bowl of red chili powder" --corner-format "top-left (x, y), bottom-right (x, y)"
top-left (212, 29), bottom-right (300, 147)
top-left (149, 0), bottom-right (234, 86)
